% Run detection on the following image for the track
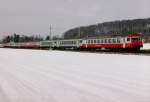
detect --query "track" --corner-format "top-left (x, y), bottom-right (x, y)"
top-left (1, 47), bottom-right (150, 56)
top-left (53, 49), bottom-right (150, 56)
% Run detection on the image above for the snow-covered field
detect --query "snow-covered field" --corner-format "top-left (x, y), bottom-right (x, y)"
top-left (142, 43), bottom-right (150, 50)
top-left (0, 48), bottom-right (150, 102)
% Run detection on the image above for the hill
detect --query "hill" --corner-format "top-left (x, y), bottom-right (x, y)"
top-left (63, 18), bottom-right (150, 42)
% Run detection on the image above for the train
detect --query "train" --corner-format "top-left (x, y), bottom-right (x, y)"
top-left (2, 32), bottom-right (143, 51)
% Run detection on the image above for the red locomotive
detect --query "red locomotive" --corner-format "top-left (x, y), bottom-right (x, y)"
top-left (80, 32), bottom-right (143, 50)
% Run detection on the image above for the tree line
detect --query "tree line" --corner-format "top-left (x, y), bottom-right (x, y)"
top-left (2, 34), bottom-right (44, 43)
top-left (1, 34), bottom-right (61, 43)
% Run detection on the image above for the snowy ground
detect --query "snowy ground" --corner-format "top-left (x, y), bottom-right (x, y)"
top-left (142, 43), bottom-right (150, 50)
top-left (0, 48), bottom-right (150, 102)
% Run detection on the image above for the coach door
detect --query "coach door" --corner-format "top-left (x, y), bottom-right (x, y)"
top-left (122, 38), bottom-right (126, 48)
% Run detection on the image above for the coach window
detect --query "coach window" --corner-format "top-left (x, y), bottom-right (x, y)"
top-left (97, 40), bottom-right (100, 44)
top-left (107, 39), bottom-right (109, 43)
top-left (105, 39), bottom-right (107, 43)
top-left (93, 40), bottom-right (94, 43)
top-left (108, 39), bottom-right (111, 43)
top-left (94, 40), bottom-right (96, 44)
top-left (99, 40), bottom-right (101, 44)
top-left (80, 40), bottom-right (82, 43)
top-left (101, 40), bottom-right (103, 44)
top-left (100, 40), bottom-right (102, 44)
top-left (88, 40), bottom-right (90, 44)
top-left (113, 39), bottom-right (116, 43)
top-left (86, 40), bottom-right (88, 44)
top-left (90, 40), bottom-right (93, 44)
top-left (92, 40), bottom-right (94, 44)
top-left (117, 38), bottom-right (120, 43)
top-left (96, 40), bottom-right (98, 44)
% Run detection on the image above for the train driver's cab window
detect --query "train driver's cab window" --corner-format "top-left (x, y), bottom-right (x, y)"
top-left (127, 38), bottom-right (130, 42)
top-left (132, 37), bottom-right (139, 41)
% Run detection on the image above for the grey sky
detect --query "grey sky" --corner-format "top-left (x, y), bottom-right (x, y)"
top-left (0, 0), bottom-right (149, 39)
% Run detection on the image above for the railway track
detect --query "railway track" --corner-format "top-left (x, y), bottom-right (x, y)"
top-left (54, 49), bottom-right (150, 56)
top-left (1, 47), bottom-right (150, 56)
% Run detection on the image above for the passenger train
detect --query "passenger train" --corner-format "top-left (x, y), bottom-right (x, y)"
top-left (3, 32), bottom-right (143, 51)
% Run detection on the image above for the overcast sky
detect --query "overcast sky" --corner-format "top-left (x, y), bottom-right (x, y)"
top-left (0, 0), bottom-right (149, 39)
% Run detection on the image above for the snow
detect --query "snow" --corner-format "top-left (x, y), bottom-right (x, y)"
top-left (142, 43), bottom-right (150, 50)
top-left (0, 48), bottom-right (150, 102)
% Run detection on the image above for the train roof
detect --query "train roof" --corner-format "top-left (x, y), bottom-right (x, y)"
top-left (81, 32), bottom-right (142, 40)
